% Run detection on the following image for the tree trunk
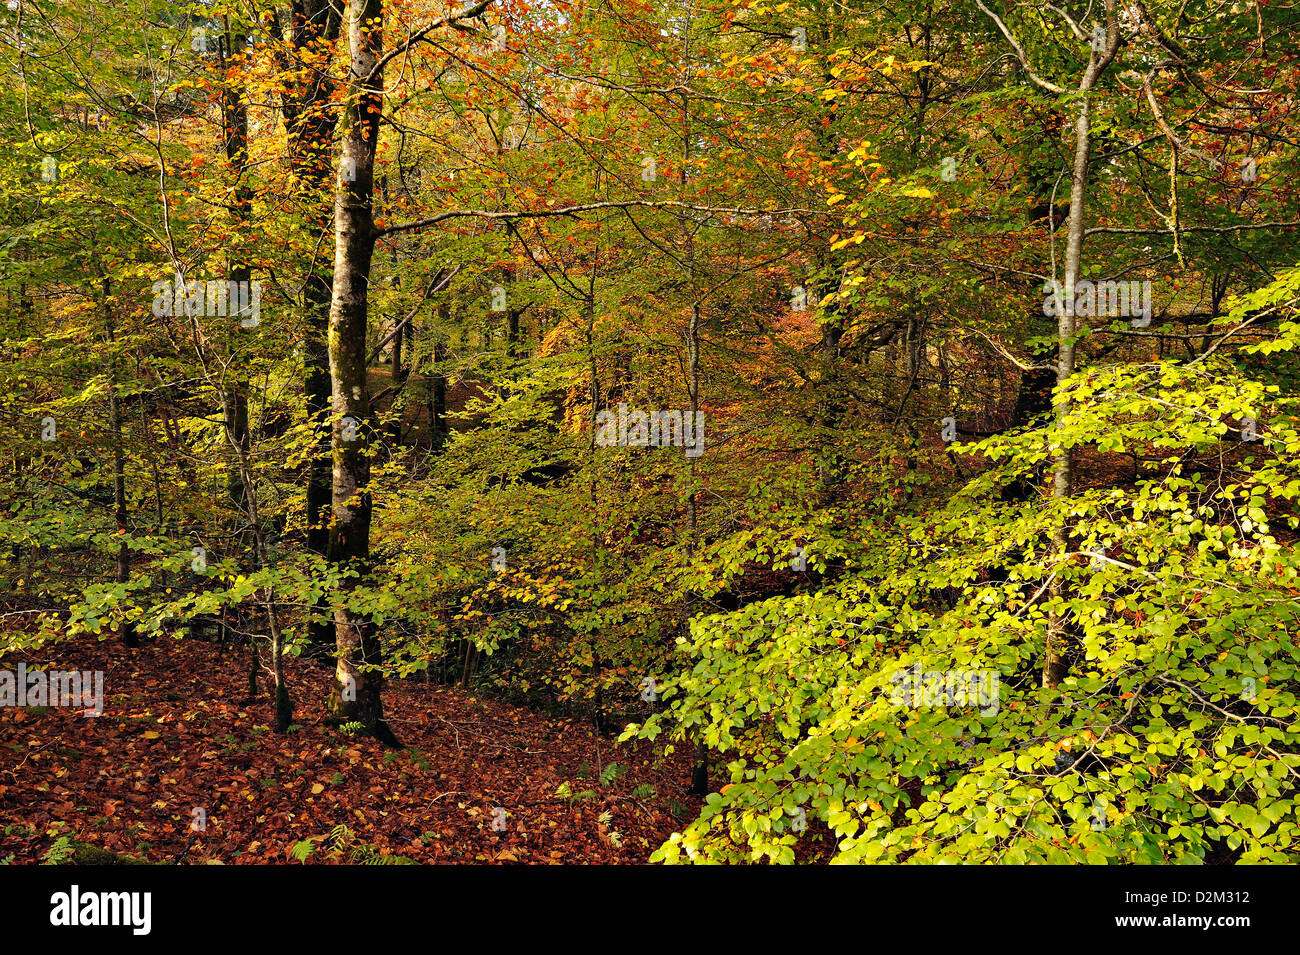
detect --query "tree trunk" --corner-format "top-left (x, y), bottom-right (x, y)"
top-left (325, 0), bottom-right (391, 742)
top-left (280, 0), bottom-right (341, 664)
top-left (1043, 7), bottom-right (1118, 688)
top-left (678, 42), bottom-right (709, 796)
top-left (430, 305), bottom-right (448, 450)
top-left (104, 278), bottom-right (136, 648)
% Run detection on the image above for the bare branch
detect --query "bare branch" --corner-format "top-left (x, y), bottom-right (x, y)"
top-left (974, 0), bottom-right (1066, 94)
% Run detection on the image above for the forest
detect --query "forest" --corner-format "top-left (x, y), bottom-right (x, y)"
top-left (0, 0), bottom-right (1298, 873)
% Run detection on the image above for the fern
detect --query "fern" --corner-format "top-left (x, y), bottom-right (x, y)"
top-left (41, 836), bottom-right (75, 865)
top-left (327, 823), bottom-right (354, 856)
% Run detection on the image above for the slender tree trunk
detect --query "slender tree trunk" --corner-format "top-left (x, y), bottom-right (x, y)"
top-left (430, 303), bottom-right (449, 450)
top-left (304, 280), bottom-right (335, 659)
top-left (1043, 7), bottom-right (1118, 688)
top-left (209, 21), bottom-right (296, 727)
top-left (280, 0), bottom-right (341, 664)
top-left (267, 593), bottom-right (292, 731)
top-left (325, 0), bottom-right (390, 740)
top-left (675, 34), bottom-right (710, 796)
top-left (221, 17), bottom-right (252, 519)
top-left (381, 174), bottom-right (408, 449)
top-left (104, 278), bottom-right (136, 647)
top-left (218, 21), bottom-right (263, 710)
top-left (584, 284), bottom-right (612, 738)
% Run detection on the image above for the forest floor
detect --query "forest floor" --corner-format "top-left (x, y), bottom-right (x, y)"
top-left (0, 636), bottom-right (699, 864)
